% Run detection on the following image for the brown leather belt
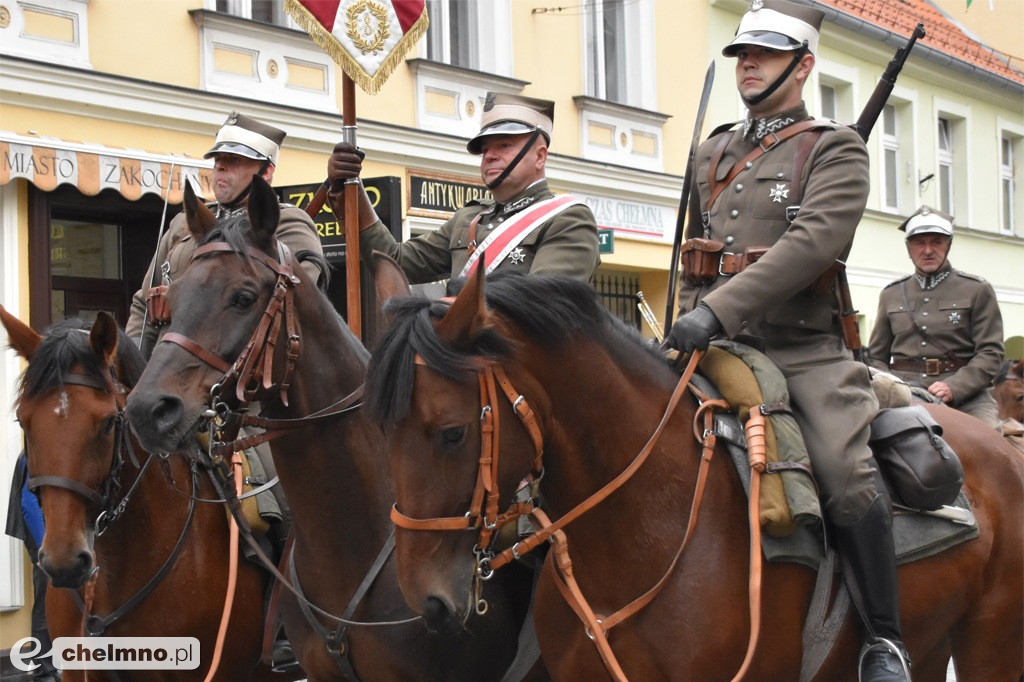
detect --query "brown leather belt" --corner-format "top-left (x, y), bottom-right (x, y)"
top-left (890, 357), bottom-right (964, 376)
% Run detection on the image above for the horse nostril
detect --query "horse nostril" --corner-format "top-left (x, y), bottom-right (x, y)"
top-left (77, 550), bottom-right (93, 573)
top-left (423, 596), bottom-right (453, 635)
top-left (150, 395), bottom-right (184, 433)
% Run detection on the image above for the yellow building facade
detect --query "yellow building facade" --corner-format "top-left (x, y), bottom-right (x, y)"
top-left (1, 0), bottom-right (1022, 658)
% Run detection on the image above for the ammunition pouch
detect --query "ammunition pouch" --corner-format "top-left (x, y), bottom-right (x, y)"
top-left (146, 285), bottom-right (171, 326)
top-left (869, 405), bottom-right (964, 511)
top-left (680, 238), bottom-right (724, 284)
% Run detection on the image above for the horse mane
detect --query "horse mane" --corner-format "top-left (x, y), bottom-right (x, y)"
top-left (365, 272), bottom-right (662, 426)
top-left (201, 212), bottom-right (330, 290)
top-left (17, 317), bottom-right (146, 408)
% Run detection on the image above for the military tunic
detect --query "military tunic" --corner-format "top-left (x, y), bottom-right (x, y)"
top-left (868, 264), bottom-right (1003, 424)
top-left (678, 103), bottom-right (878, 526)
top-left (127, 203), bottom-right (324, 349)
top-left (356, 179), bottom-right (600, 284)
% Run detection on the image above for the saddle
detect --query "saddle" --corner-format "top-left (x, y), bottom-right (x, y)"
top-left (682, 341), bottom-right (978, 569)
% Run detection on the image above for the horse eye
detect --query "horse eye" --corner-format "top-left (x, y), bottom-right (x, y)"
top-left (439, 426), bottom-right (466, 448)
top-left (231, 291), bottom-right (257, 309)
top-left (103, 416), bottom-right (117, 435)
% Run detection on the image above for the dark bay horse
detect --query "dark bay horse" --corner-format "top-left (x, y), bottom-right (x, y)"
top-left (125, 177), bottom-right (540, 681)
top-left (363, 267), bottom-right (1024, 681)
top-left (1, 307), bottom-right (280, 680)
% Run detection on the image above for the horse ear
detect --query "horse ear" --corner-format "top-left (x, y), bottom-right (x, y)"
top-left (371, 251), bottom-right (410, 305)
top-left (184, 180), bottom-right (216, 243)
top-left (0, 304), bottom-right (42, 360)
top-left (247, 175), bottom-right (281, 251)
top-left (435, 259), bottom-right (490, 348)
top-left (89, 312), bottom-right (119, 368)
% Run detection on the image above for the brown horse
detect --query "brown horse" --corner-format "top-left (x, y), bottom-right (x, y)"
top-left (1, 307), bottom-right (283, 681)
top-left (994, 359), bottom-right (1024, 423)
top-left (125, 177), bottom-right (541, 681)
top-left (363, 266), bottom-right (1024, 681)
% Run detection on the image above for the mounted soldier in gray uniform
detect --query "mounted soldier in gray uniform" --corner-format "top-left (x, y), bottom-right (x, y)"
top-left (868, 205), bottom-right (1004, 426)
top-left (664, 1), bottom-right (911, 679)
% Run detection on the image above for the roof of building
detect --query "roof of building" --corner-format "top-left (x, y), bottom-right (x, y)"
top-left (818, 0), bottom-right (1024, 84)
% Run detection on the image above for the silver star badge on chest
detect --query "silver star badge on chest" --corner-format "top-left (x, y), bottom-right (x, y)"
top-left (769, 183), bottom-right (789, 203)
top-left (948, 311), bottom-right (962, 324)
top-left (508, 247), bottom-right (526, 265)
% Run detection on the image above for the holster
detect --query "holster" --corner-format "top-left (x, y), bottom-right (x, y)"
top-left (680, 238), bottom-right (724, 284)
top-left (869, 405), bottom-right (964, 510)
top-left (146, 285), bottom-right (171, 326)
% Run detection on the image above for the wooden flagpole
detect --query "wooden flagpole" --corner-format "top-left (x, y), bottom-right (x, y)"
top-left (342, 73), bottom-right (361, 340)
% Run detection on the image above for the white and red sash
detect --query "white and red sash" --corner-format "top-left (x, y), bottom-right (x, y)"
top-left (459, 194), bottom-right (586, 278)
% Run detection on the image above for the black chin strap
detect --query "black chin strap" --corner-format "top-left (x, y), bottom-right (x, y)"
top-left (742, 46), bottom-right (807, 106)
top-left (485, 130), bottom-right (542, 191)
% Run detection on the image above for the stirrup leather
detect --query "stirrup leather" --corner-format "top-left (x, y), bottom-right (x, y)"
top-left (858, 637), bottom-right (911, 682)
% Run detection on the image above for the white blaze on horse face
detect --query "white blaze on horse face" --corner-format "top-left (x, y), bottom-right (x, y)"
top-left (55, 390), bottom-right (69, 418)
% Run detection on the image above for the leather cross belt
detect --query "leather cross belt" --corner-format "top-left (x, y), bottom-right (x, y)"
top-left (890, 357), bottom-right (964, 376)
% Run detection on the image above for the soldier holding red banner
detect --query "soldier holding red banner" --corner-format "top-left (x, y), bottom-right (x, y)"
top-left (327, 92), bottom-right (600, 283)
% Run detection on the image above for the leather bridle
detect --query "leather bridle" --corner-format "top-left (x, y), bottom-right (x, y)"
top-left (388, 351), bottom-right (744, 681)
top-left (27, 371), bottom-right (141, 533)
top-left (159, 240), bottom-right (303, 410)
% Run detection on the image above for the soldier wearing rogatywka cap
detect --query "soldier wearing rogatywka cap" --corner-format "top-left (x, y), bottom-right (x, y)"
top-left (663, 2), bottom-right (911, 679)
top-left (869, 205), bottom-right (1005, 426)
top-left (126, 112), bottom-right (323, 672)
top-left (326, 92), bottom-right (599, 284)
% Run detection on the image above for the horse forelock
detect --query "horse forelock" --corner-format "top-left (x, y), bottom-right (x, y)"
top-left (365, 273), bottom-right (664, 426)
top-left (18, 318), bottom-right (143, 408)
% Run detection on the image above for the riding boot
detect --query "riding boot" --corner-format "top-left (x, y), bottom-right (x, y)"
top-left (265, 515), bottom-right (301, 672)
top-left (833, 493), bottom-right (912, 682)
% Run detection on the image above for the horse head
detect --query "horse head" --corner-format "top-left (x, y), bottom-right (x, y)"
top-left (365, 267), bottom-right (557, 633)
top-left (3, 308), bottom-right (143, 587)
top-left (127, 176), bottom-right (307, 454)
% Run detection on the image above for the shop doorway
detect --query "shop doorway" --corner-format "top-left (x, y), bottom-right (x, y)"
top-left (29, 185), bottom-right (168, 331)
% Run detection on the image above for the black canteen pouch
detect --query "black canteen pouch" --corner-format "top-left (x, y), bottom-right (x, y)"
top-left (869, 405), bottom-right (964, 511)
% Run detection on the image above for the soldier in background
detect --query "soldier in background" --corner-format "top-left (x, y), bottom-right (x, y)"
top-left (868, 205), bottom-right (1004, 426)
top-left (663, 1), bottom-right (910, 679)
top-left (326, 92), bottom-right (600, 283)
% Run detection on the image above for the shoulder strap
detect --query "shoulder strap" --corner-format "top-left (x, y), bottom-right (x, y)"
top-left (787, 129), bottom-right (823, 209)
top-left (466, 209), bottom-right (486, 258)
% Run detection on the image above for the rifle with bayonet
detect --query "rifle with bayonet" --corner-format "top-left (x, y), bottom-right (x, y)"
top-left (835, 23), bottom-right (926, 362)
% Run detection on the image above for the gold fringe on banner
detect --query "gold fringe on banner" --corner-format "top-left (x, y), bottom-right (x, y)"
top-left (285, 0), bottom-right (429, 96)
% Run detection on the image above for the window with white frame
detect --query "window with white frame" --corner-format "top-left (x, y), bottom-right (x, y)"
top-left (819, 83), bottom-right (837, 119)
top-left (1000, 132), bottom-right (1021, 235)
top-left (937, 116), bottom-right (955, 216)
top-left (582, 0), bottom-right (655, 109)
top-left (216, 0), bottom-right (295, 27)
top-left (426, 0), bottom-right (479, 70)
top-left (882, 104), bottom-right (900, 211)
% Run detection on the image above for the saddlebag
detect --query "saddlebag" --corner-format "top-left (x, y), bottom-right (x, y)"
top-left (869, 405), bottom-right (963, 511)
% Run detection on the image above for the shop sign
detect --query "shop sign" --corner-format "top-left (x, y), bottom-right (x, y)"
top-left (576, 193), bottom-right (675, 244)
top-left (407, 170), bottom-right (490, 219)
top-left (276, 177), bottom-right (402, 263)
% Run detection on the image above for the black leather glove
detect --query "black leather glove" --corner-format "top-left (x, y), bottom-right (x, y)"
top-left (327, 142), bottom-right (366, 188)
top-left (663, 304), bottom-right (722, 353)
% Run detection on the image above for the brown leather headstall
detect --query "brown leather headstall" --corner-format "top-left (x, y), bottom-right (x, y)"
top-left (158, 240), bottom-right (302, 409)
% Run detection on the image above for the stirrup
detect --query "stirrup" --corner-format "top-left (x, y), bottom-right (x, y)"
top-left (271, 640), bottom-right (303, 674)
top-left (858, 637), bottom-right (911, 682)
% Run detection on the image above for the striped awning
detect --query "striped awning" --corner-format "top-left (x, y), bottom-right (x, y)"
top-left (0, 131), bottom-right (214, 203)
